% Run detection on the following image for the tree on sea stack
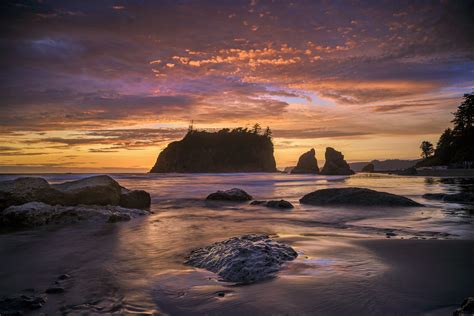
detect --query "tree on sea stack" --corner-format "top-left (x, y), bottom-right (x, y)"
top-left (420, 141), bottom-right (434, 159)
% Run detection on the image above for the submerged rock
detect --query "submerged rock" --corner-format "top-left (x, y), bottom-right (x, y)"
top-left (300, 187), bottom-right (423, 207)
top-left (0, 175), bottom-right (151, 211)
top-left (320, 147), bottom-right (354, 175)
top-left (250, 200), bottom-right (294, 209)
top-left (206, 188), bottom-right (253, 201)
top-left (185, 234), bottom-right (298, 283)
top-left (0, 202), bottom-right (149, 229)
top-left (291, 148), bottom-right (319, 174)
top-left (423, 192), bottom-right (474, 204)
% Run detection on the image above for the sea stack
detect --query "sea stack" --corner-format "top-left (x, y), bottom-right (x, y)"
top-left (361, 163), bottom-right (375, 173)
top-left (150, 129), bottom-right (277, 173)
top-left (291, 148), bottom-right (319, 174)
top-left (320, 147), bottom-right (354, 175)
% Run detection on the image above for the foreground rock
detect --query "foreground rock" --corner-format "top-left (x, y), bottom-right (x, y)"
top-left (320, 147), bottom-right (354, 175)
top-left (423, 192), bottom-right (474, 204)
top-left (206, 188), bottom-right (252, 201)
top-left (454, 297), bottom-right (474, 316)
top-left (0, 202), bottom-right (149, 229)
top-left (291, 148), bottom-right (319, 174)
top-left (0, 175), bottom-right (151, 211)
top-left (250, 200), bottom-right (294, 209)
top-left (300, 187), bottom-right (423, 207)
top-left (185, 234), bottom-right (297, 283)
top-left (0, 293), bottom-right (47, 314)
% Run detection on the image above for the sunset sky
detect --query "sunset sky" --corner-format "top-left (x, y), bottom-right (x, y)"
top-left (1, 0), bottom-right (473, 172)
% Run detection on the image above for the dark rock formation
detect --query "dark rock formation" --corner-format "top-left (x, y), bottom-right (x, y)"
top-left (454, 297), bottom-right (474, 316)
top-left (361, 163), bottom-right (375, 173)
top-left (423, 192), bottom-right (474, 204)
top-left (0, 202), bottom-right (148, 229)
top-left (150, 129), bottom-right (277, 173)
top-left (0, 293), bottom-right (47, 314)
top-left (320, 147), bottom-right (354, 175)
top-left (250, 200), bottom-right (294, 209)
top-left (185, 234), bottom-right (297, 283)
top-left (0, 175), bottom-right (151, 211)
top-left (291, 148), bottom-right (319, 174)
top-left (300, 187), bottom-right (423, 207)
top-left (206, 188), bottom-right (253, 201)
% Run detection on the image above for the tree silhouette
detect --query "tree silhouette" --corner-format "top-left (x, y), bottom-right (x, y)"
top-left (252, 123), bottom-right (262, 134)
top-left (264, 126), bottom-right (273, 139)
top-left (420, 141), bottom-right (434, 159)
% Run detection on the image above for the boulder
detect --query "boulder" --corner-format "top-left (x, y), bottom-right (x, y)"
top-left (0, 293), bottom-right (47, 314)
top-left (0, 202), bottom-right (149, 229)
top-left (0, 175), bottom-right (151, 211)
top-left (454, 297), bottom-right (474, 316)
top-left (0, 177), bottom-right (62, 211)
top-left (185, 234), bottom-right (297, 283)
top-left (300, 187), bottom-right (423, 207)
top-left (119, 189), bottom-right (151, 209)
top-left (361, 163), bottom-right (375, 173)
top-left (250, 200), bottom-right (294, 209)
top-left (320, 147), bottom-right (354, 175)
top-left (291, 148), bottom-right (319, 174)
top-left (52, 175), bottom-right (122, 206)
top-left (423, 192), bottom-right (474, 204)
top-left (206, 188), bottom-right (253, 201)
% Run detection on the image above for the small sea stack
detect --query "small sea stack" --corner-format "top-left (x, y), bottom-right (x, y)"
top-left (291, 148), bottom-right (319, 174)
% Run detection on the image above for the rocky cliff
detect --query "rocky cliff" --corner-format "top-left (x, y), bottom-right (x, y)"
top-left (150, 129), bottom-right (277, 173)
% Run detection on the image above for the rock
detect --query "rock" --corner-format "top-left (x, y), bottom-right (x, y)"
top-left (423, 192), bottom-right (474, 204)
top-left (150, 129), bottom-right (277, 173)
top-left (0, 177), bottom-right (61, 211)
top-left (107, 213), bottom-right (131, 223)
top-left (0, 175), bottom-right (152, 212)
top-left (58, 274), bottom-right (71, 280)
top-left (52, 175), bottom-right (122, 206)
top-left (119, 189), bottom-right (151, 209)
top-left (454, 297), bottom-right (474, 316)
top-left (250, 200), bottom-right (294, 209)
top-left (185, 234), bottom-right (297, 283)
top-left (0, 202), bottom-right (149, 229)
top-left (206, 188), bottom-right (253, 201)
top-left (45, 287), bottom-right (65, 294)
top-left (386, 232), bottom-right (397, 237)
top-left (291, 148), bottom-right (319, 174)
top-left (0, 294), bottom-right (47, 314)
top-left (320, 147), bottom-right (354, 175)
top-left (361, 163), bottom-right (375, 173)
top-left (300, 187), bottom-right (423, 207)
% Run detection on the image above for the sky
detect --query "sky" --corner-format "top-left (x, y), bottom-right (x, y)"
top-left (1, 0), bottom-right (473, 172)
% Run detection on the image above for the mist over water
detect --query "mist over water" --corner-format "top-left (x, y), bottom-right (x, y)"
top-left (0, 173), bottom-right (473, 315)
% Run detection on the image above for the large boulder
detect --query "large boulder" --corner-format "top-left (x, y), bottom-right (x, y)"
top-left (300, 187), bottom-right (423, 207)
top-left (423, 192), bottom-right (474, 204)
top-left (0, 175), bottom-right (151, 211)
top-left (0, 177), bottom-right (62, 211)
top-left (454, 297), bottom-right (474, 316)
top-left (52, 175), bottom-right (122, 206)
top-left (206, 188), bottom-right (252, 201)
top-left (291, 148), bottom-right (319, 174)
top-left (0, 202), bottom-right (149, 229)
top-left (119, 189), bottom-right (151, 209)
top-left (185, 234), bottom-right (298, 283)
top-left (250, 200), bottom-right (294, 209)
top-left (320, 147), bottom-right (354, 175)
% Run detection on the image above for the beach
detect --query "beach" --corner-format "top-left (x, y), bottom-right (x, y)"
top-left (0, 173), bottom-right (473, 315)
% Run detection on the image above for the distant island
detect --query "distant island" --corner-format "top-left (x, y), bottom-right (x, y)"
top-left (150, 125), bottom-right (277, 173)
top-left (349, 159), bottom-right (420, 172)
